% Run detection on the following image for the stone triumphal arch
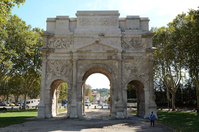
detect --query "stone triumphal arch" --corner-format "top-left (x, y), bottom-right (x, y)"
top-left (38, 11), bottom-right (157, 119)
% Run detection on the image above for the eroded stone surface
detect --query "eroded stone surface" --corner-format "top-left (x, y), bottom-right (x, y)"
top-left (38, 11), bottom-right (157, 119)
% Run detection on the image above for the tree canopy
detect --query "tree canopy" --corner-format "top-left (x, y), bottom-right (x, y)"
top-left (152, 8), bottom-right (199, 109)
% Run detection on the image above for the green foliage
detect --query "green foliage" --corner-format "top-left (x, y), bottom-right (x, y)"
top-left (157, 110), bottom-right (199, 132)
top-left (85, 84), bottom-right (94, 102)
top-left (0, 12), bottom-right (43, 108)
top-left (92, 88), bottom-right (110, 97)
top-left (152, 8), bottom-right (199, 110)
top-left (105, 97), bottom-right (110, 102)
top-left (89, 95), bottom-right (95, 103)
top-left (58, 82), bottom-right (68, 102)
top-left (127, 84), bottom-right (136, 99)
top-left (0, 109), bottom-right (37, 128)
top-left (0, 0), bottom-right (26, 85)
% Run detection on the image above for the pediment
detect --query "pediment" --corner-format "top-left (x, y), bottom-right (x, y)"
top-left (77, 42), bottom-right (118, 52)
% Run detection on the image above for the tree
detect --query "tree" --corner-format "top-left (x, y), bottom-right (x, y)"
top-left (8, 73), bottom-right (22, 102)
top-left (152, 25), bottom-right (185, 111)
top-left (182, 8), bottom-right (199, 109)
top-left (2, 15), bottom-right (43, 109)
top-left (127, 84), bottom-right (136, 99)
top-left (58, 82), bottom-right (68, 102)
top-left (85, 84), bottom-right (93, 102)
top-left (0, 76), bottom-right (11, 102)
top-left (0, 0), bottom-right (26, 86)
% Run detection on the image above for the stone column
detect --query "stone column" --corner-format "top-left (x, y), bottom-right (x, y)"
top-left (122, 87), bottom-right (128, 118)
top-left (77, 81), bottom-right (84, 119)
top-left (51, 89), bottom-right (56, 117)
top-left (111, 81), bottom-right (116, 119)
top-left (66, 85), bottom-right (71, 118)
top-left (45, 88), bottom-right (52, 118)
top-left (70, 58), bottom-right (78, 118)
top-left (148, 54), bottom-right (157, 118)
top-left (115, 59), bottom-right (124, 119)
top-left (38, 49), bottom-right (48, 119)
top-left (38, 32), bottom-right (54, 119)
top-left (56, 89), bottom-right (60, 116)
top-left (143, 87), bottom-right (150, 118)
top-left (82, 83), bottom-right (86, 115)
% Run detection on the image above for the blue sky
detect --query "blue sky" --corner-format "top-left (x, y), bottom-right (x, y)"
top-left (12, 0), bottom-right (198, 30)
top-left (11, 0), bottom-right (198, 89)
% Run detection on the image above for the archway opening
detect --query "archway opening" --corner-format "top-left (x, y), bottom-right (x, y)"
top-left (127, 80), bottom-right (145, 117)
top-left (82, 68), bottom-right (112, 119)
top-left (50, 79), bottom-right (68, 117)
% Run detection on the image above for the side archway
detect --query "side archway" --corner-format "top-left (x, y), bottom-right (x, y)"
top-left (44, 76), bottom-right (71, 118)
top-left (123, 75), bottom-right (149, 118)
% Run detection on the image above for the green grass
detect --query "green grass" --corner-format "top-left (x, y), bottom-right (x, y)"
top-left (58, 109), bottom-right (67, 113)
top-left (131, 110), bottom-right (137, 115)
top-left (0, 109), bottom-right (38, 128)
top-left (157, 110), bottom-right (199, 132)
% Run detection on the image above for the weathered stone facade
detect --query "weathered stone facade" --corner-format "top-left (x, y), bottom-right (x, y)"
top-left (38, 11), bottom-right (157, 119)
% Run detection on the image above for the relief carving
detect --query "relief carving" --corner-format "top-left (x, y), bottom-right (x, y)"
top-left (122, 36), bottom-right (145, 49)
top-left (122, 58), bottom-right (149, 83)
top-left (48, 36), bottom-right (74, 49)
top-left (46, 60), bottom-right (72, 82)
top-left (79, 43), bottom-right (116, 51)
top-left (78, 17), bottom-right (117, 26)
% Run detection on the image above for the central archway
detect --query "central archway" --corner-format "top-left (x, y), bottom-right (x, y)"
top-left (82, 67), bottom-right (113, 117)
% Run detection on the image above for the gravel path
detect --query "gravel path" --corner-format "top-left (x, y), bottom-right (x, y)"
top-left (0, 107), bottom-right (169, 132)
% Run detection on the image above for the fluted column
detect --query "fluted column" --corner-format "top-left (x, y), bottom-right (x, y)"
top-left (69, 58), bottom-right (78, 118)
top-left (38, 48), bottom-right (48, 118)
top-left (82, 83), bottom-right (86, 115)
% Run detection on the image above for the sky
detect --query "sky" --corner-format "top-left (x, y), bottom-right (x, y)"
top-left (11, 0), bottom-right (198, 89)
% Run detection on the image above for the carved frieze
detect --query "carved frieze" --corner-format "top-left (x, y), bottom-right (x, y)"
top-left (75, 37), bottom-right (120, 50)
top-left (122, 36), bottom-right (146, 49)
top-left (79, 43), bottom-right (116, 52)
top-left (46, 60), bottom-right (72, 82)
top-left (48, 36), bottom-right (74, 49)
top-left (78, 17), bottom-right (117, 26)
top-left (122, 58), bottom-right (149, 84)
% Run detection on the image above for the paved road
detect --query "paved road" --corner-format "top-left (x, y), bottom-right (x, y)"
top-left (0, 108), bottom-right (169, 132)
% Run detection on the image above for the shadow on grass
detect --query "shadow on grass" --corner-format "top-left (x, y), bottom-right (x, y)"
top-left (0, 109), bottom-right (38, 128)
top-left (0, 117), bottom-right (32, 127)
top-left (157, 110), bottom-right (199, 132)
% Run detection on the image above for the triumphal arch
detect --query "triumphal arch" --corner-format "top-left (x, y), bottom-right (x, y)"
top-left (38, 11), bottom-right (157, 119)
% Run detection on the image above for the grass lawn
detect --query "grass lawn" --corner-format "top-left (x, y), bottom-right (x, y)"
top-left (157, 110), bottom-right (199, 132)
top-left (0, 109), bottom-right (38, 128)
top-left (58, 109), bottom-right (67, 113)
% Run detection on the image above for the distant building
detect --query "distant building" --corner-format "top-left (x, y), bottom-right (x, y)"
top-left (85, 96), bottom-right (89, 102)
top-left (91, 91), bottom-right (100, 101)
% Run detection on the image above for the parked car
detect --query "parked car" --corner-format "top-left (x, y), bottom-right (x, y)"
top-left (8, 102), bottom-right (15, 106)
top-left (15, 102), bottom-right (21, 106)
top-left (0, 102), bottom-right (9, 106)
top-left (85, 102), bottom-right (91, 106)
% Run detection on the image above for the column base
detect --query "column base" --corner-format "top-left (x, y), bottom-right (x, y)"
top-left (37, 105), bottom-right (45, 119)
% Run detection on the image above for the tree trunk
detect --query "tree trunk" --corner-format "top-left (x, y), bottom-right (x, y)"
top-left (172, 92), bottom-right (176, 111)
top-left (22, 93), bottom-right (27, 109)
top-left (15, 95), bottom-right (19, 103)
top-left (197, 95), bottom-right (199, 110)
top-left (6, 94), bottom-right (9, 103)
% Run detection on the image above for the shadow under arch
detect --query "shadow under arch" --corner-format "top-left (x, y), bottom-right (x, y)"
top-left (81, 66), bottom-right (113, 117)
top-left (124, 75), bottom-right (149, 118)
top-left (46, 76), bottom-right (70, 118)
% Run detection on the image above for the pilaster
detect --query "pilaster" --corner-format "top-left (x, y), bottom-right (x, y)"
top-left (69, 58), bottom-right (78, 118)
